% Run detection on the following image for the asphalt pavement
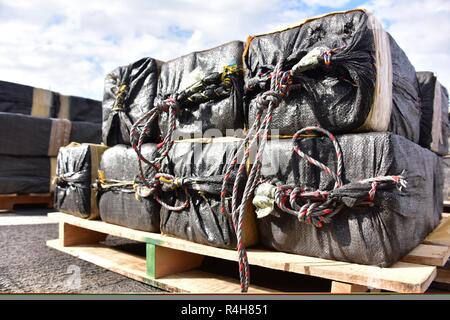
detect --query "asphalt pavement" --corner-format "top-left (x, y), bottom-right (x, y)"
top-left (0, 205), bottom-right (162, 293)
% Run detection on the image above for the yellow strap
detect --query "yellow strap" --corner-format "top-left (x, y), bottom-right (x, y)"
top-left (89, 144), bottom-right (108, 219)
top-left (47, 119), bottom-right (72, 156)
top-left (58, 94), bottom-right (70, 119)
top-left (49, 157), bottom-right (57, 192)
top-left (32, 88), bottom-right (52, 117)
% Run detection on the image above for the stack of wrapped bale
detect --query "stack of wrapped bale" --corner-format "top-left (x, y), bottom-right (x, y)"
top-left (416, 72), bottom-right (450, 200)
top-left (0, 81), bottom-right (102, 195)
top-left (219, 8), bottom-right (446, 291)
top-left (93, 57), bottom-right (162, 230)
top-left (154, 41), bottom-right (258, 248)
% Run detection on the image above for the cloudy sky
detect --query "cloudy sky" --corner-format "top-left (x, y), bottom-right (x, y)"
top-left (0, 0), bottom-right (449, 100)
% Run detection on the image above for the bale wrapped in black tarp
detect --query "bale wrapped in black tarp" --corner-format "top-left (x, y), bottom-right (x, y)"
top-left (0, 177), bottom-right (50, 194)
top-left (0, 80), bottom-right (102, 122)
top-left (55, 94), bottom-right (102, 124)
top-left (102, 57), bottom-right (161, 146)
top-left (0, 155), bottom-right (56, 194)
top-left (417, 72), bottom-right (449, 155)
top-left (54, 143), bottom-right (107, 219)
top-left (0, 112), bottom-right (101, 156)
top-left (98, 144), bottom-right (160, 232)
top-left (157, 41), bottom-right (245, 138)
top-left (0, 155), bottom-right (53, 178)
top-left (255, 132), bottom-right (442, 266)
top-left (160, 138), bottom-right (258, 249)
top-left (0, 80), bottom-right (56, 117)
top-left (244, 9), bottom-right (421, 142)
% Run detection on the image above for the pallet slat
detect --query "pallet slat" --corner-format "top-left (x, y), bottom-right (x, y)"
top-left (47, 239), bottom-right (274, 293)
top-left (47, 212), bottom-right (440, 293)
top-left (0, 193), bottom-right (53, 211)
top-left (424, 217), bottom-right (450, 247)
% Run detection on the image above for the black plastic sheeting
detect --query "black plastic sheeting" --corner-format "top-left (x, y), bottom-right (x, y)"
top-left (0, 177), bottom-right (50, 194)
top-left (257, 133), bottom-right (443, 267)
top-left (0, 112), bottom-right (101, 156)
top-left (158, 41), bottom-right (245, 139)
top-left (102, 58), bottom-right (160, 146)
top-left (98, 144), bottom-right (160, 232)
top-left (0, 80), bottom-right (102, 122)
top-left (0, 80), bottom-right (53, 116)
top-left (245, 10), bottom-right (421, 142)
top-left (160, 140), bottom-right (244, 249)
top-left (57, 94), bottom-right (103, 124)
top-left (54, 144), bottom-right (105, 219)
top-left (0, 155), bottom-right (52, 194)
top-left (417, 72), bottom-right (449, 155)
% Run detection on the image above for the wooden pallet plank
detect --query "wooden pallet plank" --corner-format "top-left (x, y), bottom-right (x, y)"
top-left (401, 244), bottom-right (450, 267)
top-left (330, 281), bottom-right (368, 293)
top-left (59, 222), bottom-right (107, 247)
top-left (46, 239), bottom-right (273, 293)
top-left (48, 212), bottom-right (437, 293)
top-left (0, 193), bottom-right (53, 211)
top-left (423, 217), bottom-right (450, 247)
top-left (435, 268), bottom-right (450, 285)
top-left (146, 243), bottom-right (204, 279)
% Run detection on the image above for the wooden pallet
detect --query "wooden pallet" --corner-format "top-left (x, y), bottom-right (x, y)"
top-left (0, 193), bottom-right (53, 212)
top-left (47, 212), bottom-right (450, 294)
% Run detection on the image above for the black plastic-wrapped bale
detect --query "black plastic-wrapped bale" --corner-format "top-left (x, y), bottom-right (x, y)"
top-left (244, 9), bottom-right (421, 142)
top-left (0, 155), bottom-right (56, 194)
top-left (160, 138), bottom-right (258, 249)
top-left (0, 112), bottom-right (101, 156)
top-left (102, 57), bottom-right (161, 146)
top-left (157, 41), bottom-right (245, 139)
top-left (417, 72), bottom-right (449, 155)
top-left (0, 80), bottom-right (102, 122)
top-left (0, 80), bottom-right (56, 117)
top-left (98, 144), bottom-right (160, 232)
top-left (55, 94), bottom-right (102, 123)
top-left (256, 133), bottom-right (443, 267)
top-left (54, 143), bottom-right (107, 219)
top-left (0, 177), bottom-right (50, 194)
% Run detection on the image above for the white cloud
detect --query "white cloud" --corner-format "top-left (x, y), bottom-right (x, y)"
top-left (0, 0), bottom-right (449, 103)
top-left (365, 0), bottom-right (450, 102)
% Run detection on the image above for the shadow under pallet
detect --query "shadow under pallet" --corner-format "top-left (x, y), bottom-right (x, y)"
top-left (46, 212), bottom-right (450, 294)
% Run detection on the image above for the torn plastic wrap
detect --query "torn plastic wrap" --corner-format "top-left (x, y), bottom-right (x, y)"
top-left (0, 80), bottom-right (102, 122)
top-left (157, 41), bottom-right (245, 139)
top-left (98, 144), bottom-right (160, 232)
top-left (256, 132), bottom-right (443, 267)
top-left (160, 139), bottom-right (258, 249)
top-left (54, 143), bottom-right (107, 219)
top-left (417, 72), bottom-right (449, 155)
top-left (0, 155), bottom-right (56, 194)
top-left (102, 57), bottom-right (161, 146)
top-left (0, 112), bottom-right (101, 156)
top-left (244, 9), bottom-right (421, 142)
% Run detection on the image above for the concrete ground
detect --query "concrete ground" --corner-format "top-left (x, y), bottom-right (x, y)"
top-left (0, 205), bottom-right (162, 293)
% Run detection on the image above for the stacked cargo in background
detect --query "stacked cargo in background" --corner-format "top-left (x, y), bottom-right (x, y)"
top-left (243, 8), bottom-right (445, 267)
top-left (415, 72), bottom-right (450, 201)
top-left (0, 81), bottom-right (102, 195)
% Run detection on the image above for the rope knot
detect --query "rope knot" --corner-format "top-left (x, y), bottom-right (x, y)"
top-left (255, 91), bottom-right (282, 111)
top-left (154, 97), bottom-right (179, 113)
top-left (112, 84), bottom-right (127, 111)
